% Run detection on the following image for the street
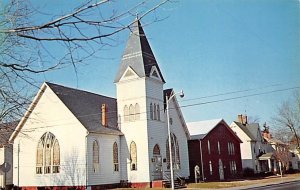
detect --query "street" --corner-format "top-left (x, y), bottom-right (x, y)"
top-left (243, 180), bottom-right (300, 190)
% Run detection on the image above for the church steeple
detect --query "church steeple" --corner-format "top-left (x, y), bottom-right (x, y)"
top-left (114, 19), bottom-right (165, 83)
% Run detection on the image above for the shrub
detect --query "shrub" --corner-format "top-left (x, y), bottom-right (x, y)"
top-left (243, 167), bottom-right (255, 177)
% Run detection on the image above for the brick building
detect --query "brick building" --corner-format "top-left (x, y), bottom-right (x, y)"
top-left (187, 119), bottom-right (243, 181)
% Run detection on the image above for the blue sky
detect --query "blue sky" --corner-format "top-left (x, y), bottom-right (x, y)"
top-left (26, 0), bottom-right (299, 126)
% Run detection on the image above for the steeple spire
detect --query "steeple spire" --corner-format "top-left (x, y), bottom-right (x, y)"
top-left (114, 19), bottom-right (165, 83)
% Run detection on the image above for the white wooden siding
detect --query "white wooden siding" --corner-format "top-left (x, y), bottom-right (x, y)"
top-left (13, 86), bottom-right (87, 187)
top-left (87, 133), bottom-right (120, 185)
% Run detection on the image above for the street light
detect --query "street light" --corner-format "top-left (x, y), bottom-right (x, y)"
top-left (166, 90), bottom-right (184, 190)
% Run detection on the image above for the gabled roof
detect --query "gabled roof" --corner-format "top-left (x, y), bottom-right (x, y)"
top-left (163, 88), bottom-right (190, 139)
top-left (114, 19), bottom-right (165, 83)
top-left (232, 121), bottom-right (257, 141)
top-left (264, 136), bottom-right (286, 146)
top-left (0, 121), bottom-right (18, 147)
top-left (46, 82), bottom-right (122, 135)
top-left (187, 119), bottom-right (242, 142)
top-left (187, 118), bottom-right (223, 138)
top-left (163, 88), bottom-right (173, 110)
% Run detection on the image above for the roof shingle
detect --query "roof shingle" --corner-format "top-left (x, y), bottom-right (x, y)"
top-left (46, 82), bottom-right (122, 135)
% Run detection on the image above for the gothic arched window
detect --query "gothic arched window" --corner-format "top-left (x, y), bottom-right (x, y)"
top-left (53, 139), bottom-right (60, 173)
top-left (153, 104), bottom-right (157, 120)
top-left (130, 141), bottom-right (137, 171)
top-left (129, 104), bottom-right (134, 122)
top-left (157, 104), bottom-right (160, 121)
top-left (113, 142), bottom-right (119, 171)
top-left (93, 140), bottom-right (99, 173)
top-left (153, 144), bottom-right (160, 155)
top-left (36, 132), bottom-right (60, 174)
top-left (166, 133), bottom-right (180, 169)
top-left (124, 105), bottom-right (129, 122)
top-left (135, 103), bottom-right (140, 120)
top-left (150, 103), bottom-right (153, 120)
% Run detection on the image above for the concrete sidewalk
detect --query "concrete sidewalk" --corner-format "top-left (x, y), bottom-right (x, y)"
top-left (220, 177), bottom-right (300, 190)
top-left (185, 175), bottom-right (300, 190)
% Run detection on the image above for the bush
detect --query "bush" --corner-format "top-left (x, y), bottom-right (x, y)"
top-left (243, 167), bottom-right (255, 177)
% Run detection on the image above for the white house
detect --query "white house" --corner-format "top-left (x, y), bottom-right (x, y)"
top-left (0, 121), bottom-right (18, 189)
top-left (230, 115), bottom-right (273, 174)
top-left (9, 19), bottom-right (190, 189)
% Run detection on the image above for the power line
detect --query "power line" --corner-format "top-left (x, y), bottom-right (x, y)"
top-left (181, 86), bottom-right (300, 108)
top-left (14, 86), bottom-right (300, 133)
top-left (1, 85), bottom-right (299, 145)
top-left (179, 83), bottom-right (283, 102)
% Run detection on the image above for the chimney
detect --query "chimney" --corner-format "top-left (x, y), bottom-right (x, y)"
top-left (101, 104), bottom-right (108, 127)
top-left (242, 115), bottom-right (248, 125)
top-left (237, 114), bottom-right (243, 123)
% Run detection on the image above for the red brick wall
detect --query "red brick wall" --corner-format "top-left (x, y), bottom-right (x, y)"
top-left (188, 122), bottom-right (242, 181)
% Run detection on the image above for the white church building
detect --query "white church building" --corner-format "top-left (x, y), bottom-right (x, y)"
top-left (9, 19), bottom-right (190, 189)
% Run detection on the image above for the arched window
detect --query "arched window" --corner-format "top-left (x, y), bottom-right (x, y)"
top-left (130, 141), bottom-right (137, 171)
top-left (124, 105), bottom-right (129, 122)
top-left (150, 103), bottom-right (153, 120)
top-left (129, 104), bottom-right (134, 122)
top-left (153, 104), bottom-right (157, 120)
top-left (208, 140), bottom-right (211, 154)
top-left (153, 144), bottom-right (160, 155)
top-left (36, 138), bottom-right (44, 174)
top-left (113, 142), bottom-right (119, 172)
top-left (157, 104), bottom-right (160, 121)
top-left (93, 140), bottom-right (99, 173)
top-left (166, 133), bottom-right (180, 169)
top-left (232, 143), bottom-right (235, 155)
top-left (53, 139), bottom-right (60, 173)
top-left (135, 103), bottom-right (140, 120)
top-left (36, 132), bottom-right (60, 174)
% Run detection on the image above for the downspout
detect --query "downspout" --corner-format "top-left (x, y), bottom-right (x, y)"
top-left (85, 131), bottom-right (89, 190)
top-left (199, 140), bottom-right (205, 181)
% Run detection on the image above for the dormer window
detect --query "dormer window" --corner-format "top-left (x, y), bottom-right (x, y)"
top-left (150, 66), bottom-right (162, 81)
top-left (152, 70), bottom-right (158, 78)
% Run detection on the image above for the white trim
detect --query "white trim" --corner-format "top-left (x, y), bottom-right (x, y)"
top-left (149, 66), bottom-right (162, 82)
top-left (120, 66), bottom-right (139, 81)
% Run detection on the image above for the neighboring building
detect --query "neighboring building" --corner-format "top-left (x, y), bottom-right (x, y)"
top-left (262, 127), bottom-right (295, 173)
top-left (290, 148), bottom-right (300, 171)
top-left (9, 19), bottom-right (190, 189)
top-left (187, 119), bottom-right (242, 181)
top-left (0, 121), bottom-right (18, 189)
top-left (230, 115), bottom-right (273, 174)
top-left (289, 136), bottom-right (300, 171)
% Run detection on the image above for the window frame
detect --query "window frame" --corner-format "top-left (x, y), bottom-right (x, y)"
top-left (130, 141), bottom-right (137, 171)
top-left (36, 132), bottom-right (60, 174)
top-left (93, 140), bottom-right (100, 173)
top-left (113, 142), bottom-right (119, 172)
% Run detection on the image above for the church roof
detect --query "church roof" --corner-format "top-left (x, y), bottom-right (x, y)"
top-left (114, 19), bottom-right (165, 83)
top-left (0, 121), bottom-right (18, 147)
top-left (46, 82), bottom-right (122, 135)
